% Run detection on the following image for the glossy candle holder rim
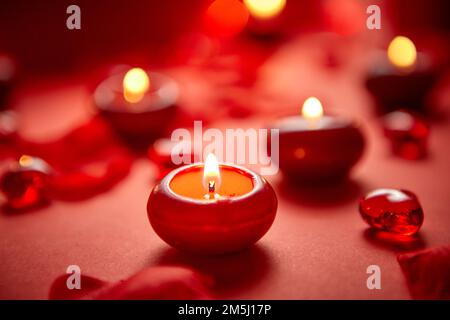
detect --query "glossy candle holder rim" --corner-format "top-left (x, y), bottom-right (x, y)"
top-left (272, 114), bottom-right (358, 132)
top-left (94, 71), bottom-right (179, 113)
top-left (269, 113), bottom-right (361, 133)
top-left (164, 162), bottom-right (261, 204)
top-left (369, 50), bottom-right (433, 75)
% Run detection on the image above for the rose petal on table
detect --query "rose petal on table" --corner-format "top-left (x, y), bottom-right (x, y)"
top-left (397, 246), bottom-right (450, 299)
top-left (49, 274), bottom-right (107, 300)
top-left (48, 147), bottom-right (132, 201)
top-left (13, 116), bottom-right (133, 201)
top-left (49, 266), bottom-right (212, 300)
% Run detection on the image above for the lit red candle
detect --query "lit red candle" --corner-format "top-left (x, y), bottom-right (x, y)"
top-left (271, 97), bottom-right (365, 183)
top-left (365, 36), bottom-right (440, 114)
top-left (94, 67), bottom-right (179, 141)
top-left (147, 154), bottom-right (277, 255)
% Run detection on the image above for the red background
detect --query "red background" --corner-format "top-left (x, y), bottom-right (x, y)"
top-left (1, 0), bottom-right (449, 299)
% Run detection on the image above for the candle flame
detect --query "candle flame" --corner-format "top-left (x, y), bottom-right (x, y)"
top-left (387, 36), bottom-right (417, 69)
top-left (244, 0), bottom-right (286, 19)
top-left (203, 153), bottom-right (221, 194)
top-left (19, 155), bottom-right (33, 167)
top-left (123, 68), bottom-right (150, 103)
top-left (302, 97), bottom-right (323, 120)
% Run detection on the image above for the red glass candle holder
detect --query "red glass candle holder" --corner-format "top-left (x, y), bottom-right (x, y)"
top-left (147, 163), bottom-right (278, 255)
top-left (365, 51), bottom-right (439, 114)
top-left (94, 71), bottom-right (179, 141)
top-left (271, 116), bottom-right (365, 183)
top-left (382, 110), bottom-right (430, 160)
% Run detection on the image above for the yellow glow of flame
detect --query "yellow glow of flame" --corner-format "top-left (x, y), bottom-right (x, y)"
top-left (19, 155), bottom-right (33, 167)
top-left (387, 36), bottom-right (417, 69)
top-left (123, 68), bottom-right (150, 103)
top-left (243, 0), bottom-right (286, 19)
top-left (302, 97), bottom-right (323, 120)
top-left (203, 153), bottom-right (221, 193)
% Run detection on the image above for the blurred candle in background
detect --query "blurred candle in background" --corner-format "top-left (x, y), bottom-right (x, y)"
top-left (271, 97), bottom-right (365, 184)
top-left (94, 67), bottom-right (178, 143)
top-left (365, 36), bottom-right (441, 115)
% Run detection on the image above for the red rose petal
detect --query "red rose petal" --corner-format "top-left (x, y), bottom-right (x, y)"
top-left (49, 274), bottom-right (107, 300)
top-left (48, 147), bottom-right (132, 201)
top-left (397, 246), bottom-right (450, 299)
top-left (49, 266), bottom-right (212, 300)
top-left (15, 117), bottom-right (132, 201)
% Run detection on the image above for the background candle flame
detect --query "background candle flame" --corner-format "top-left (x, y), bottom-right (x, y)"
top-left (204, 0), bottom-right (249, 38)
top-left (387, 36), bottom-right (417, 69)
top-left (123, 67), bottom-right (150, 103)
top-left (19, 155), bottom-right (33, 166)
top-left (243, 0), bottom-right (286, 20)
top-left (203, 153), bottom-right (221, 193)
top-left (302, 97), bottom-right (323, 120)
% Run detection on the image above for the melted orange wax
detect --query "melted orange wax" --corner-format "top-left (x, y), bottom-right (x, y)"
top-left (169, 166), bottom-right (253, 200)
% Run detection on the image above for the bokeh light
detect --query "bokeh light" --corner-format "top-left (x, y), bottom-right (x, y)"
top-left (203, 0), bottom-right (249, 38)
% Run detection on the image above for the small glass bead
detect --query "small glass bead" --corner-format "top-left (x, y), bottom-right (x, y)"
top-left (359, 188), bottom-right (424, 235)
top-left (383, 111), bottom-right (429, 160)
top-left (0, 155), bottom-right (51, 210)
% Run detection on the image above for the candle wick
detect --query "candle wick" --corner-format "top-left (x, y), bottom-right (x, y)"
top-left (204, 181), bottom-right (218, 200)
top-left (208, 180), bottom-right (215, 193)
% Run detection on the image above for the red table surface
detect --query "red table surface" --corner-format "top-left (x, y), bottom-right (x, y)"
top-left (1, 36), bottom-right (450, 300)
